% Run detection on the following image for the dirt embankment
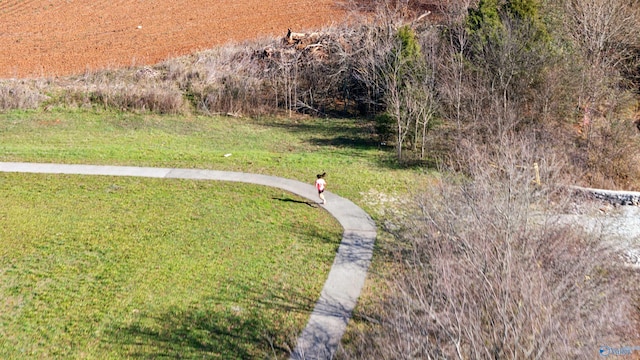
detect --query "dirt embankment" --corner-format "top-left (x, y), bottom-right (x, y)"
top-left (0, 0), bottom-right (346, 79)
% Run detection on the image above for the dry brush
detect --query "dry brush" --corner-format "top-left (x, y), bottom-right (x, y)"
top-left (339, 136), bottom-right (640, 359)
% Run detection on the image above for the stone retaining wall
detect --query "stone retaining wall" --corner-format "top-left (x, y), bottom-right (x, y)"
top-left (571, 186), bottom-right (640, 206)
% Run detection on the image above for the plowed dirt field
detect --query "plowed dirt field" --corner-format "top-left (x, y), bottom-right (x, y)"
top-left (0, 0), bottom-right (346, 79)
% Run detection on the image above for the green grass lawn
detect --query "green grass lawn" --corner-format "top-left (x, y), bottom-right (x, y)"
top-left (0, 109), bottom-right (428, 358)
top-left (0, 173), bottom-right (341, 359)
top-left (0, 110), bottom-right (429, 210)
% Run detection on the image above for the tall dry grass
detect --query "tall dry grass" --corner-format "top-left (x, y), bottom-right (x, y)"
top-left (0, 80), bottom-right (47, 110)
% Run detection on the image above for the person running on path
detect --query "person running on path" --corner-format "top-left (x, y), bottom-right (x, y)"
top-left (315, 172), bottom-right (327, 204)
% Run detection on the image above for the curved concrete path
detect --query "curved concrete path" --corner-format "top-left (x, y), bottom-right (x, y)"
top-left (0, 162), bottom-right (376, 360)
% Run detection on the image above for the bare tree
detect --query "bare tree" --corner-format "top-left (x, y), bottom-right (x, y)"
top-left (437, 0), bottom-right (475, 133)
top-left (383, 46), bottom-right (413, 160)
top-left (563, 0), bottom-right (640, 70)
top-left (562, 0), bottom-right (640, 132)
top-left (560, 0), bottom-right (640, 188)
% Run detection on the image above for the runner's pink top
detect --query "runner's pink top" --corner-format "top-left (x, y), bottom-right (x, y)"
top-left (315, 178), bottom-right (326, 191)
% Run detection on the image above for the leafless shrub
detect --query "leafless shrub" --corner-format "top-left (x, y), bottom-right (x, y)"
top-left (339, 135), bottom-right (639, 359)
top-left (158, 39), bottom-right (284, 116)
top-left (562, 0), bottom-right (640, 73)
top-left (0, 81), bottom-right (48, 111)
top-left (40, 68), bottom-right (185, 114)
top-left (198, 74), bottom-right (265, 116)
top-left (86, 82), bottom-right (184, 114)
top-left (552, 0), bottom-right (640, 192)
top-left (579, 112), bottom-right (640, 191)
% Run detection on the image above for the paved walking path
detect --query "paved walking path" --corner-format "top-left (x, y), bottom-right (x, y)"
top-left (0, 162), bottom-right (376, 360)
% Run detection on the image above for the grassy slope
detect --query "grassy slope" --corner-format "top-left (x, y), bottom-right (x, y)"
top-left (0, 109), bottom-right (428, 358)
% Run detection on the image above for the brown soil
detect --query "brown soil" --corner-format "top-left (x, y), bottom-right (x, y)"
top-left (0, 0), bottom-right (347, 79)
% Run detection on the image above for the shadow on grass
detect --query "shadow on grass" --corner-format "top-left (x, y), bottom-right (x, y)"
top-left (254, 118), bottom-right (437, 171)
top-left (111, 308), bottom-right (281, 359)
top-left (256, 118), bottom-right (378, 148)
top-left (272, 196), bottom-right (317, 208)
top-left (107, 282), bottom-right (321, 359)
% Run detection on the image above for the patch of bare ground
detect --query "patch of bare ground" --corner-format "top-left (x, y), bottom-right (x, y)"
top-left (0, 0), bottom-right (347, 78)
